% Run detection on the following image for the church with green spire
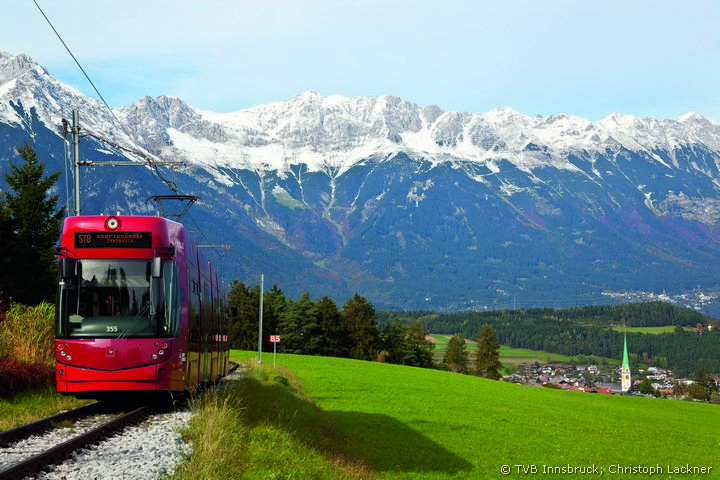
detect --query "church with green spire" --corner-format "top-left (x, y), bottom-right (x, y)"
top-left (621, 334), bottom-right (631, 392)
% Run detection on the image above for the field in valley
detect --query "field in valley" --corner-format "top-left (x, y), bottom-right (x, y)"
top-left (613, 325), bottom-right (687, 334)
top-left (429, 334), bottom-right (592, 367)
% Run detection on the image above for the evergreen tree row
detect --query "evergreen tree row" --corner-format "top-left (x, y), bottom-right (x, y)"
top-left (227, 281), bottom-right (435, 367)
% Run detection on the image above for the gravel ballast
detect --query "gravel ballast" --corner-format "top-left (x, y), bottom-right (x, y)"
top-left (23, 410), bottom-right (192, 480)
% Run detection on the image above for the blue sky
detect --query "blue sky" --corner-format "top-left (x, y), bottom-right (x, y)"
top-left (6, 0), bottom-right (720, 122)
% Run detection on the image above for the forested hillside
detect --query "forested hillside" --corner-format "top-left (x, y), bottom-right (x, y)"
top-left (229, 280), bottom-right (720, 376)
top-left (380, 302), bottom-right (720, 376)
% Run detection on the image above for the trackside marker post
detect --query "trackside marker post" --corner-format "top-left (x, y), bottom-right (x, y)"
top-left (270, 335), bottom-right (280, 368)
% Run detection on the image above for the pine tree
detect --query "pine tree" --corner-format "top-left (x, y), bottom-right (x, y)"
top-left (278, 292), bottom-right (320, 355)
top-left (0, 197), bottom-right (13, 299)
top-left (317, 295), bottom-right (348, 357)
top-left (379, 318), bottom-right (406, 364)
top-left (443, 333), bottom-right (469, 373)
top-left (342, 293), bottom-right (379, 361)
top-left (227, 280), bottom-right (259, 350)
top-left (404, 321), bottom-right (435, 368)
top-left (475, 324), bottom-right (503, 380)
top-left (1, 141), bottom-right (63, 304)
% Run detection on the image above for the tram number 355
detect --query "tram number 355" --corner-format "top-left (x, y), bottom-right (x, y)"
top-left (270, 335), bottom-right (281, 343)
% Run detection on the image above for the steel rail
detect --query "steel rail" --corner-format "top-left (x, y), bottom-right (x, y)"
top-left (0, 402), bottom-right (102, 448)
top-left (0, 405), bottom-right (150, 480)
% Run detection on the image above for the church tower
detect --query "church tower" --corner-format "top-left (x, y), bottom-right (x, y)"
top-left (621, 334), bottom-right (631, 392)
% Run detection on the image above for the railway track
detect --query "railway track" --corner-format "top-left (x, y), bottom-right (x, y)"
top-left (0, 403), bottom-right (152, 480)
top-left (0, 364), bottom-right (242, 479)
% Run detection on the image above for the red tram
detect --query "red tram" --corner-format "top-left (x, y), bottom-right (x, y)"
top-left (54, 215), bottom-right (228, 398)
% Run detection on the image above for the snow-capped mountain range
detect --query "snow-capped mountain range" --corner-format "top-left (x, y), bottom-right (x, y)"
top-left (4, 50), bottom-right (719, 181)
top-left (3, 49), bottom-right (720, 312)
top-left (120, 87), bottom-right (720, 180)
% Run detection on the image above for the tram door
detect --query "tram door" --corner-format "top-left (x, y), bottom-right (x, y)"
top-left (187, 275), bottom-right (201, 388)
top-left (201, 281), bottom-right (211, 381)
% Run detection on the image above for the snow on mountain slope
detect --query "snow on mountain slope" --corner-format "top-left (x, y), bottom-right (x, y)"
top-left (182, 91), bottom-right (720, 179)
top-left (3, 50), bottom-right (719, 183)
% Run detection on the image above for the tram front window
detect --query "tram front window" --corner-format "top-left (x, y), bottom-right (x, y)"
top-left (56, 259), bottom-right (179, 339)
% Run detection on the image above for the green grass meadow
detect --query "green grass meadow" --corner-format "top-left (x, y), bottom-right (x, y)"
top-left (179, 351), bottom-right (720, 479)
top-left (0, 386), bottom-right (88, 432)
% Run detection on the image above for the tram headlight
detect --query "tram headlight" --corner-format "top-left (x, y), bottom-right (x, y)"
top-left (158, 349), bottom-right (165, 356)
top-left (151, 353), bottom-right (158, 360)
top-left (60, 350), bottom-right (66, 357)
top-left (105, 216), bottom-right (121, 230)
top-left (65, 355), bottom-right (72, 361)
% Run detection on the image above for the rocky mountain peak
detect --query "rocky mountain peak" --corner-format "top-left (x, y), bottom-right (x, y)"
top-left (0, 50), bottom-right (47, 84)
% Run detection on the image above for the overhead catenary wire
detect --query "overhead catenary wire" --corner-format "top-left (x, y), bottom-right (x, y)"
top-left (80, 128), bottom-right (182, 187)
top-left (33, 0), bottom-right (178, 193)
top-left (34, 0), bottom-right (230, 275)
top-left (186, 211), bottom-right (226, 259)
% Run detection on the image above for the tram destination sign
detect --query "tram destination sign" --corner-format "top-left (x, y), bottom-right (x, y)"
top-left (74, 232), bottom-right (152, 249)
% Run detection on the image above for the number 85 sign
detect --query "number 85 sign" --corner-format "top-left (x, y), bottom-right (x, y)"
top-left (269, 335), bottom-right (280, 367)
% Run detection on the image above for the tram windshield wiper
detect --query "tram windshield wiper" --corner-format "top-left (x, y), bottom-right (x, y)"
top-left (117, 302), bottom-right (150, 339)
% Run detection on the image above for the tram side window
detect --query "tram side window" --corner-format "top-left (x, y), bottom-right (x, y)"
top-left (203, 282), bottom-right (211, 346)
top-left (214, 291), bottom-right (221, 344)
top-left (216, 288), bottom-right (226, 344)
top-left (188, 276), bottom-right (200, 343)
top-left (160, 261), bottom-right (181, 337)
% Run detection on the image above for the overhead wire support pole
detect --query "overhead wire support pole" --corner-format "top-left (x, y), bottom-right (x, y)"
top-left (258, 274), bottom-right (264, 363)
top-left (72, 110), bottom-right (81, 216)
top-left (60, 118), bottom-right (71, 216)
top-left (65, 109), bottom-right (184, 217)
